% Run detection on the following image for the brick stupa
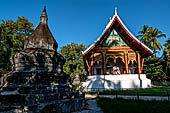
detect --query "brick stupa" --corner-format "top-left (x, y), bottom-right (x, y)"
top-left (0, 7), bottom-right (85, 113)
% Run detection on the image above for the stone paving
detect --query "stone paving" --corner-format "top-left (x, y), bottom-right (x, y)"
top-left (72, 99), bottom-right (103, 113)
top-left (99, 95), bottom-right (170, 101)
top-left (72, 94), bottom-right (103, 113)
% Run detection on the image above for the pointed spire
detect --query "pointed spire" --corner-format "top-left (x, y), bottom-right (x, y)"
top-left (115, 7), bottom-right (117, 15)
top-left (40, 6), bottom-right (48, 24)
top-left (24, 6), bottom-right (58, 50)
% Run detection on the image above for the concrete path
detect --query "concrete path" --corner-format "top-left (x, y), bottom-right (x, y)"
top-left (72, 94), bottom-right (103, 113)
top-left (99, 95), bottom-right (170, 101)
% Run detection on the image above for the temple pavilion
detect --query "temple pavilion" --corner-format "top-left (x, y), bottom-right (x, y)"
top-left (82, 8), bottom-right (153, 90)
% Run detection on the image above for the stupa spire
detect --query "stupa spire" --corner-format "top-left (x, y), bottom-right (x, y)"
top-left (40, 6), bottom-right (48, 24)
top-left (24, 6), bottom-right (58, 50)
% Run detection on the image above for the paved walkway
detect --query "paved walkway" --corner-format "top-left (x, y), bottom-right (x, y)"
top-left (85, 94), bottom-right (170, 101)
top-left (99, 95), bottom-right (170, 101)
top-left (72, 94), bottom-right (103, 113)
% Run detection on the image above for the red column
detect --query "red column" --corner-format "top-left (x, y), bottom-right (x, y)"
top-left (124, 51), bottom-right (129, 74)
top-left (90, 52), bottom-right (94, 75)
top-left (141, 58), bottom-right (144, 73)
top-left (136, 51), bottom-right (142, 74)
top-left (102, 52), bottom-right (106, 75)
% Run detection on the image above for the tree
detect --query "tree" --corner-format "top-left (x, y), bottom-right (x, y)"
top-left (0, 16), bottom-right (34, 76)
top-left (147, 27), bottom-right (166, 57)
top-left (143, 57), bottom-right (166, 81)
top-left (60, 42), bottom-right (87, 81)
top-left (136, 25), bottom-right (150, 46)
top-left (164, 37), bottom-right (170, 76)
top-left (137, 25), bottom-right (166, 57)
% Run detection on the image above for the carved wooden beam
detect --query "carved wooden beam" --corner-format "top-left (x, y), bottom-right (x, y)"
top-left (129, 40), bottom-right (135, 44)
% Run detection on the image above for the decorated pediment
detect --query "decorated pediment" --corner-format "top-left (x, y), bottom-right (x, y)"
top-left (99, 29), bottom-right (127, 47)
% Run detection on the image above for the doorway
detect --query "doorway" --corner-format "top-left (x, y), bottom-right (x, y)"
top-left (96, 68), bottom-right (102, 75)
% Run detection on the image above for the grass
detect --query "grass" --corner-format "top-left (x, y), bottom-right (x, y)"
top-left (85, 91), bottom-right (98, 95)
top-left (96, 97), bottom-right (170, 113)
top-left (86, 86), bottom-right (170, 96)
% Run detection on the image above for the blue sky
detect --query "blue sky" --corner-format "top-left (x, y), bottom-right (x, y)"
top-left (0, 0), bottom-right (170, 56)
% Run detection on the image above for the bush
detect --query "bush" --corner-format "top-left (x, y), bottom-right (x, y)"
top-left (143, 57), bottom-right (167, 81)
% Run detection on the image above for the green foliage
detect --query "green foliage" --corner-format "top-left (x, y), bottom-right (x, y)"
top-left (164, 37), bottom-right (170, 76)
top-left (96, 98), bottom-right (170, 113)
top-left (137, 26), bottom-right (167, 79)
top-left (137, 25), bottom-right (166, 57)
top-left (0, 16), bottom-right (34, 76)
top-left (60, 42), bottom-right (87, 81)
top-left (143, 57), bottom-right (166, 80)
top-left (74, 83), bottom-right (84, 92)
top-left (136, 25), bottom-right (149, 44)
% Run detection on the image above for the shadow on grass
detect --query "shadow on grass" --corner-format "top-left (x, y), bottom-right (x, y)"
top-left (96, 97), bottom-right (170, 113)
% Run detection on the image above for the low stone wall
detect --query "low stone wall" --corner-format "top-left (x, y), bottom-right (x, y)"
top-left (82, 74), bottom-right (151, 91)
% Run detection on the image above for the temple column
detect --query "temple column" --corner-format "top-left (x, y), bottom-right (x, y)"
top-left (136, 51), bottom-right (142, 74)
top-left (124, 51), bottom-right (129, 74)
top-left (85, 58), bottom-right (90, 75)
top-left (102, 52), bottom-right (106, 75)
top-left (141, 58), bottom-right (144, 73)
top-left (90, 52), bottom-right (94, 75)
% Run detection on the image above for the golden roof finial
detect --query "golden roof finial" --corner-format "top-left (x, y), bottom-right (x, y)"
top-left (115, 7), bottom-right (117, 15)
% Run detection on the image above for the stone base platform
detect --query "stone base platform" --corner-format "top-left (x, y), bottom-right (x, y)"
top-left (0, 72), bottom-right (85, 113)
top-left (82, 74), bottom-right (151, 91)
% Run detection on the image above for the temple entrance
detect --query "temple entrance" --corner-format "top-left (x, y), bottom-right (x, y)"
top-left (116, 58), bottom-right (125, 74)
top-left (106, 58), bottom-right (115, 74)
top-left (96, 68), bottom-right (102, 75)
top-left (129, 61), bottom-right (137, 74)
top-left (105, 57), bottom-right (125, 75)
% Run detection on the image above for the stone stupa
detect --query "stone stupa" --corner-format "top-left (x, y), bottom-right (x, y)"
top-left (0, 7), bottom-right (85, 113)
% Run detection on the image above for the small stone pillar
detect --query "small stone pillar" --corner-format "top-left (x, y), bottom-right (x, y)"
top-left (73, 72), bottom-right (80, 85)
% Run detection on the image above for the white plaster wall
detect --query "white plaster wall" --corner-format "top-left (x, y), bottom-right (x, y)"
top-left (82, 74), bottom-right (151, 91)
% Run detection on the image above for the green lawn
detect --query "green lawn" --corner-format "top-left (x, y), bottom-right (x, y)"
top-left (96, 97), bottom-right (170, 113)
top-left (86, 86), bottom-right (170, 96)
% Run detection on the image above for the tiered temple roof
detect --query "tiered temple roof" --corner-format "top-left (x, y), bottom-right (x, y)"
top-left (83, 8), bottom-right (153, 57)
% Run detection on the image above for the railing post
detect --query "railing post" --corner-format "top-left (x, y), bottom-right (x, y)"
top-left (126, 89), bottom-right (128, 95)
top-left (168, 89), bottom-right (169, 100)
top-left (137, 91), bottom-right (139, 100)
top-left (116, 90), bottom-right (118, 99)
top-left (97, 88), bottom-right (99, 98)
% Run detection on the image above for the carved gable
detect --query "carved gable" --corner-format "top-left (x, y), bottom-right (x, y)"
top-left (99, 29), bottom-right (127, 47)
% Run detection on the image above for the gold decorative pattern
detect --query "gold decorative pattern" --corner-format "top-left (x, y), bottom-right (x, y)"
top-left (94, 55), bottom-right (102, 62)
